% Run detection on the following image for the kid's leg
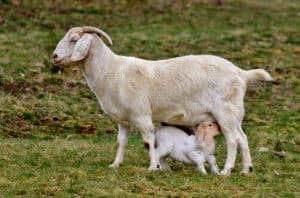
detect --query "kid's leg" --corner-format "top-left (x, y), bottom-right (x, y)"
top-left (159, 157), bottom-right (172, 171)
top-left (207, 155), bottom-right (220, 175)
top-left (155, 144), bottom-right (171, 171)
top-left (187, 151), bottom-right (207, 174)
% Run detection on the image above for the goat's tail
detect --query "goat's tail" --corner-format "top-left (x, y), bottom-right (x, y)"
top-left (242, 69), bottom-right (272, 84)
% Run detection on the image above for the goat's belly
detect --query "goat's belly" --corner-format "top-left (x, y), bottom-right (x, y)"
top-left (153, 110), bottom-right (215, 126)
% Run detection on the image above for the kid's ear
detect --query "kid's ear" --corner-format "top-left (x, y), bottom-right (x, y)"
top-left (71, 34), bottom-right (93, 62)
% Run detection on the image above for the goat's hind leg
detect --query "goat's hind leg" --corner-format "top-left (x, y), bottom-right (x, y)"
top-left (220, 128), bottom-right (238, 176)
top-left (237, 124), bottom-right (253, 175)
top-left (213, 106), bottom-right (239, 176)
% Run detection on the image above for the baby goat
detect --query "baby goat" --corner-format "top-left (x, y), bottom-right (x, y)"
top-left (155, 121), bottom-right (221, 174)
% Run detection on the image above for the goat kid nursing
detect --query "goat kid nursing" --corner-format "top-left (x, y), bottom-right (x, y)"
top-left (156, 121), bottom-right (221, 174)
top-left (52, 26), bottom-right (272, 176)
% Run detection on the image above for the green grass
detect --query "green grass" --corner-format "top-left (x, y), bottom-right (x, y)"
top-left (0, 0), bottom-right (299, 196)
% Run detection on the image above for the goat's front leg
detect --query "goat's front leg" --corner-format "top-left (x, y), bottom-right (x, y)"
top-left (109, 124), bottom-right (130, 168)
top-left (134, 116), bottom-right (161, 171)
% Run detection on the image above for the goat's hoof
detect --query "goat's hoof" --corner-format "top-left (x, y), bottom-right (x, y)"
top-left (201, 171), bottom-right (208, 175)
top-left (148, 165), bottom-right (161, 171)
top-left (219, 168), bottom-right (233, 176)
top-left (240, 166), bottom-right (253, 175)
top-left (148, 167), bottom-right (159, 171)
top-left (109, 163), bottom-right (120, 169)
top-left (161, 167), bottom-right (172, 171)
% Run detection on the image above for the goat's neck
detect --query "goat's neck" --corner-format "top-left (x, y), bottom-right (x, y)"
top-left (81, 38), bottom-right (117, 96)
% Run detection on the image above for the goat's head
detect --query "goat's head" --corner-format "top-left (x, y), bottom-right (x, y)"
top-left (195, 121), bottom-right (221, 143)
top-left (52, 26), bottom-right (112, 67)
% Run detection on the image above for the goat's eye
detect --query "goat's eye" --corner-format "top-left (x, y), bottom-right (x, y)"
top-left (208, 124), bottom-right (212, 127)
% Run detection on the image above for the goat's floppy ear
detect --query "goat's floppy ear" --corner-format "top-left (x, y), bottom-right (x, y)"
top-left (71, 34), bottom-right (93, 62)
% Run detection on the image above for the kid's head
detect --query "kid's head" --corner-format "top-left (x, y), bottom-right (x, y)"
top-left (195, 121), bottom-right (221, 142)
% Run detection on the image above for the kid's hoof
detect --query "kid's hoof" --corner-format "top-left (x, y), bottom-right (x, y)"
top-left (211, 167), bottom-right (220, 175)
top-left (212, 170), bottom-right (220, 175)
top-left (201, 171), bottom-right (208, 175)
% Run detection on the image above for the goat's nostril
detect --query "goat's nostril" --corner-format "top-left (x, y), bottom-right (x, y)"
top-left (53, 53), bottom-right (58, 59)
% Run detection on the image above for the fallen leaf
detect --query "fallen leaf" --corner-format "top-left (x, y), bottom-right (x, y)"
top-left (274, 170), bottom-right (280, 176)
top-left (35, 62), bottom-right (45, 68)
top-left (258, 147), bottom-right (269, 152)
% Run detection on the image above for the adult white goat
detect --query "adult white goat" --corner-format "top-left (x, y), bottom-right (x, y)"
top-left (52, 26), bottom-right (272, 175)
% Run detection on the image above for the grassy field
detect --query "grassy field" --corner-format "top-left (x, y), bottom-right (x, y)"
top-left (0, 0), bottom-right (299, 197)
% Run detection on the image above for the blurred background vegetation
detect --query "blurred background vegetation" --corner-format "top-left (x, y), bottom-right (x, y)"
top-left (0, 0), bottom-right (299, 138)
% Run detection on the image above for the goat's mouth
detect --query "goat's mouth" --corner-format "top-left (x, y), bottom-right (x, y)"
top-left (52, 57), bottom-right (81, 69)
top-left (52, 58), bottom-right (64, 66)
